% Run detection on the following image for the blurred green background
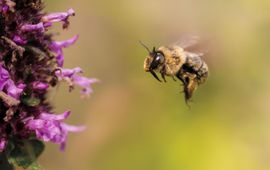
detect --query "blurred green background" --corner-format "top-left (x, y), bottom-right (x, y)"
top-left (34, 0), bottom-right (270, 170)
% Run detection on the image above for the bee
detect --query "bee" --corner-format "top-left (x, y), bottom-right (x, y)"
top-left (141, 37), bottom-right (209, 103)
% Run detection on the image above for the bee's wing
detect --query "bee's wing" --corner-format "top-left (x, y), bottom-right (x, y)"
top-left (174, 35), bottom-right (200, 49)
top-left (175, 35), bottom-right (208, 56)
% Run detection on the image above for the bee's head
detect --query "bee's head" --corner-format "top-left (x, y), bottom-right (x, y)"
top-left (140, 41), bottom-right (165, 82)
top-left (140, 41), bottom-right (165, 71)
top-left (148, 47), bottom-right (165, 70)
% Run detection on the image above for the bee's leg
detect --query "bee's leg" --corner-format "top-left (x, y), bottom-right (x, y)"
top-left (176, 74), bottom-right (186, 85)
top-left (160, 72), bottom-right (167, 83)
top-left (172, 76), bottom-right (177, 81)
top-left (160, 66), bottom-right (167, 82)
top-left (161, 72), bottom-right (166, 82)
top-left (150, 70), bottom-right (162, 82)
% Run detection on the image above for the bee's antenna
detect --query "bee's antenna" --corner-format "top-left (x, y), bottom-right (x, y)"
top-left (153, 47), bottom-right (156, 52)
top-left (139, 41), bottom-right (151, 53)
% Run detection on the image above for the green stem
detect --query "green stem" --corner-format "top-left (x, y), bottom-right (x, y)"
top-left (0, 152), bottom-right (14, 170)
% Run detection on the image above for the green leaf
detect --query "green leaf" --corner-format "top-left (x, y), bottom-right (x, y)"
top-left (7, 139), bottom-right (45, 170)
top-left (29, 162), bottom-right (42, 170)
top-left (6, 141), bottom-right (15, 156)
top-left (21, 97), bottom-right (41, 107)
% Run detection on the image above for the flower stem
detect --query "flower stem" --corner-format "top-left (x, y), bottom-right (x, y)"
top-left (0, 152), bottom-right (13, 170)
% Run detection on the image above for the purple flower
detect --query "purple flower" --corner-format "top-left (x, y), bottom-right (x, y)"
top-left (42, 8), bottom-right (75, 28)
top-left (0, 0), bottom-right (96, 159)
top-left (56, 67), bottom-right (98, 97)
top-left (6, 82), bottom-right (25, 99)
top-left (0, 0), bottom-right (15, 13)
top-left (0, 138), bottom-right (7, 152)
top-left (25, 111), bottom-right (85, 151)
top-left (32, 82), bottom-right (49, 91)
top-left (13, 35), bottom-right (27, 45)
top-left (0, 64), bottom-right (24, 99)
top-left (21, 23), bottom-right (45, 32)
top-left (0, 64), bottom-right (9, 90)
top-left (50, 35), bottom-right (79, 67)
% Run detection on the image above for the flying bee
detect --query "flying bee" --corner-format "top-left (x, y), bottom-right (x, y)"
top-left (141, 37), bottom-right (209, 103)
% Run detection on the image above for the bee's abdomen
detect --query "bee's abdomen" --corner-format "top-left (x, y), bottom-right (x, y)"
top-left (184, 52), bottom-right (203, 70)
top-left (196, 62), bottom-right (208, 84)
top-left (183, 52), bottom-right (208, 84)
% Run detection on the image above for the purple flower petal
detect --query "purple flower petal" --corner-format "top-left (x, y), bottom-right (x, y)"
top-left (0, 138), bottom-right (7, 152)
top-left (21, 22), bottom-right (45, 32)
top-left (42, 8), bottom-right (75, 24)
top-left (32, 82), bottom-right (49, 91)
top-left (0, 0), bottom-right (15, 13)
top-left (59, 67), bottom-right (82, 77)
top-left (1, 5), bottom-right (8, 13)
top-left (39, 111), bottom-right (71, 121)
top-left (6, 80), bottom-right (24, 99)
top-left (0, 65), bottom-right (9, 90)
top-left (50, 35), bottom-right (79, 67)
top-left (13, 35), bottom-right (27, 45)
top-left (53, 35), bottom-right (79, 49)
top-left (61, 123), bottom-right (86, 132)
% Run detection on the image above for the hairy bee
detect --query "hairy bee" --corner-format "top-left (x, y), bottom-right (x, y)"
top-left (141, 38), bottom-right (209, 102)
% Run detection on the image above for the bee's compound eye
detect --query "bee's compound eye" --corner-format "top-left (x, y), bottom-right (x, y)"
top-left (155, 53), bottom-right (165, 63)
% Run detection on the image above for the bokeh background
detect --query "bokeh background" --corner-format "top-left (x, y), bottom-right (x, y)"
top-left (34, 0), bottom-right (270, 169)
